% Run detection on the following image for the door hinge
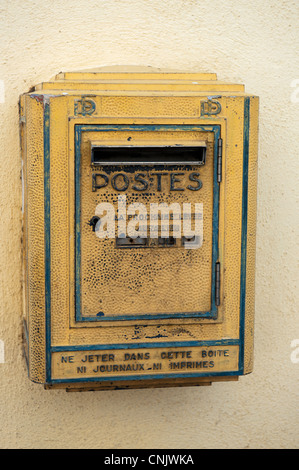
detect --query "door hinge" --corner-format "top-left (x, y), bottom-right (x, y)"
top-left (215, 261), bottom-right (221, 306)
top-left (217, 138), bottom-right (222, 183)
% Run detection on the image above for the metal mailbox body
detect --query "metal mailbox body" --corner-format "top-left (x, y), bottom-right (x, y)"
top-left (20, 67), bottom-right (259, 390)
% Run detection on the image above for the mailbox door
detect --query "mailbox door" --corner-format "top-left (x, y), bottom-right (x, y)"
top-left (73, 125), bottom-right (221, 323)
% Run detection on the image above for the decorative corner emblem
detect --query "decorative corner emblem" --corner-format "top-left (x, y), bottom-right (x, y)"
top-left (74, 97), bottom-right (96, 116)
top-left (200, 99), bottom-right (221, 116)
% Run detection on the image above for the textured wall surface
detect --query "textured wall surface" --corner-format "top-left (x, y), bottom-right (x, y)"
top-left (0, 0), bottom-right (298, 449)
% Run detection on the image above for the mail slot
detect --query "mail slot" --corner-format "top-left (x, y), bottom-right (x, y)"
top-left (91, 144), bottom-right (206, 165)
top-left (20, 67), bottom-right (259, 391)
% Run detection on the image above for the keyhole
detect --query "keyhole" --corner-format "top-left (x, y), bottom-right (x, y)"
top-left (88, 216), bottom-right (100, 232)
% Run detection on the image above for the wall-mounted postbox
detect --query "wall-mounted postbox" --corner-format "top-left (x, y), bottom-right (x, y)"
top-left (20, 67), bottom-right (258, 390)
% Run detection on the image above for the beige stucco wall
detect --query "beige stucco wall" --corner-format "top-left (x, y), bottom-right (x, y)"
top-left (0, 0), bottom-right (298, 449)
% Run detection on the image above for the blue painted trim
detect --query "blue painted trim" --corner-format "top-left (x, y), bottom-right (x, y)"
top-left (75, 128), bottom-right (82, 324)
top-left (211, 126), bottom-right (220, 313)
top-left (74, 124), bottom-right (220, 322)
top-left (239, 98), bottom-right (250, 373)
top-left (78, 312), bottom-right (213, 322)
top-left (51, 338), bottom-right (239, 352)
top-left (22, 319), bottom-right (30, 374)
top-left (79, 124), bottom-right (216, 133)
top-left (44, 101), bottom-right (51, 383)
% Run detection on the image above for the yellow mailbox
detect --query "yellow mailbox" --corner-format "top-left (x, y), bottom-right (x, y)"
top-left (20, 67), bottom-right (258, 390)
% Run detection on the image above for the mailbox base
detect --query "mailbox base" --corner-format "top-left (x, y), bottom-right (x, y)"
top-left (44, 376), bottom-right (239, 392)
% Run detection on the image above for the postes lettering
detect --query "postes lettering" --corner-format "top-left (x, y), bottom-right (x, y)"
top-left (92, 172), bottom-right (203, 192)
